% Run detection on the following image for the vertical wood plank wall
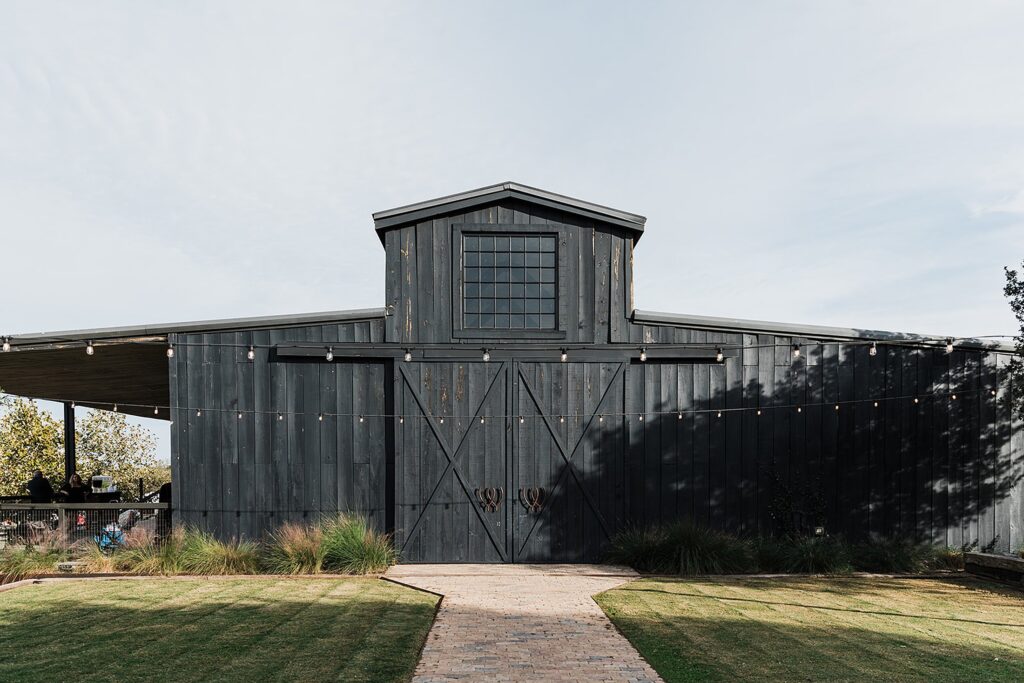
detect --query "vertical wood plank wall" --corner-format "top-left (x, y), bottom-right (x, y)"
top-left (384, 198), bottom-right (636, 344)
top-left (624, 323), bottom-right (1024, 553)
top-left (169, 319), bottom-right (388, 538)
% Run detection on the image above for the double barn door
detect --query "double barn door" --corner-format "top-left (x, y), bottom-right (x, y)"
top-left (395, 360), bottom-right (627, 563)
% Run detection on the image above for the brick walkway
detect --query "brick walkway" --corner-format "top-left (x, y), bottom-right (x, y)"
top-left (385, 564), bottom-right (662, 683)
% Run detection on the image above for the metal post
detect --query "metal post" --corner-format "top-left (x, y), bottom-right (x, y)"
top-left (63, 402), bottom-right (76, 482)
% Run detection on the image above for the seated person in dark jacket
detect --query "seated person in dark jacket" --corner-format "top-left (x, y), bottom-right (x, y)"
top-left (25, 470), bottom-right (54, 503)
top-left (58, 473), bottom-right (90, 503)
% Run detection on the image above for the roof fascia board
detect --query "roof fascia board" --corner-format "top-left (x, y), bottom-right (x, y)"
top-left (6, 308), bottom-right (387, 346)
top-left (632, 309), bottom-right (1016, 353)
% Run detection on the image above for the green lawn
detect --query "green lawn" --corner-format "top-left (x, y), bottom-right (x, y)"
top-left (596, 576), bottom-right (1024, 683)
top-left (0, 577), bottom-right (438, 683)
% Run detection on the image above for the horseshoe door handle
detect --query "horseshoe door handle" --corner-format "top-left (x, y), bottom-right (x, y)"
top-left (519, 486), bottom-right (545, 513)
top-left (475, 487), bottom-right (504, 512)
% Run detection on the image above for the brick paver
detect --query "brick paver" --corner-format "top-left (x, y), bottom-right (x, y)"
top-left (385, 564), bottom-right (662, 683)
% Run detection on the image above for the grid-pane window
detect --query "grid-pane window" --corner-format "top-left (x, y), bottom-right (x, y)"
top-left (463, 234), bottom-right (557, 330)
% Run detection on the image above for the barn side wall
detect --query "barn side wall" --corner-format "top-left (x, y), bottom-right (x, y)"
top-left (621, 322), bottom-right (1024, 553)
top-left (168, 318), bottom-right (389, 539)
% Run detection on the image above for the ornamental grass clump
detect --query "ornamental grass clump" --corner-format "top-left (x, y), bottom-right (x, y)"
top-left (0, 545), bottom-right (66, 583)
top-left (608, 522), bottom-right (753, 575)
top-left (850, 537), bottom-right (940, 574)
top-left (178, 531), bottom-right (260, 575)
top-left (263, 522), bottom-right (325, 574)
top-left (606, 526), bottom-right (678, 573)
top-left (115, 527), bottom-right (188, 575)
top-left (776, 535), bottom-right (852, 574)
top-left (320, 514), bottom-right (397, 574)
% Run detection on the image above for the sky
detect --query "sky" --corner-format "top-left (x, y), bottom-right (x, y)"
top-left (2, 1), bottom-right (1023, 461)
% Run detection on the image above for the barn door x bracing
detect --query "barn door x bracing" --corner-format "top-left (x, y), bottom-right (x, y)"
top-left (394, 360), bottom-right (626, 563)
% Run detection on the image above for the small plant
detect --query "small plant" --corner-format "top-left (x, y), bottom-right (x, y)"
top-left (263, 522), bottom-right (325, 574)
top-left (320, 515), bottom-right (397, 574)
top-left (179, 531), bottom-right (260, 575)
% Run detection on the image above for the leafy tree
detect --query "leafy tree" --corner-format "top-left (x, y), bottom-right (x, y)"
top-left (0, 397), bottom-right (65, 496)
top-left (1005, 264), bottom-right (1024, 420)
top-left (76, 411), bottom-right (169, 500)
top-left (0, 396), bottom-right (169, 500)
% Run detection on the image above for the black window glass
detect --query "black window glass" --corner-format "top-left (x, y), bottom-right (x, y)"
top-left (463, 233), bottom-right (557, 330)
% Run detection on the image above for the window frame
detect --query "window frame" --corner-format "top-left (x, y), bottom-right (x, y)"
top-left (451, 223), bottom-right (567, 340)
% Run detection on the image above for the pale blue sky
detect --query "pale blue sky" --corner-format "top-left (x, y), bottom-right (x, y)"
top-left (2, 2), bottom-right (1024, 460)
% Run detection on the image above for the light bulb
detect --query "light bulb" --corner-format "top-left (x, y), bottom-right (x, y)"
top-left (598, 415), bottom-right (604, 422)
top-left (399, 417), bottom-right (404, 424)
top-left (560, 349), bottom-right (568, 363)
top-left (716, 411), bottom-right (722, 418)
top-left (951, 394), bottom-right (957, 400)
top-left (715, 348), bottom-right (723, 363)
top-left (318, 414), bottom-right (324, 421)
top-left (756, 409), bottom-right (762, 416)
top-left (796, 406), bottom-right (802, 413)
top-left (2, 338), bottom-right (10, 352)
top-left (519, 416), bottom-right (525, 424)
top-left (153, 406), bottom-right (159, 415)
top-left (326, 347), bottom-right (334, 362)
top-left (677, 412), bottom-right (682, 420)
top-left (480, 416), bottom-right (485, 424)
top-left (913, 397), bottom-right (919, 404)
top-left (196, 409), bottom-right (202, 417)
top-left (404, 350), bottom-right (412, 362)
top-left (835, 405), bottom-right (840, 411)
top-left (482, 349), bottom-right (490, 362)
top-left (638, 414), bottom-right (644, 422)
top-left (869, 342), bottom-right (878, 357)
top-left (792, 344), bottom-right (801, 359)
top-left (439, 416), bottom-right (444, 424)
top-left (945, 339), bottom-right (954, 354)
top-left (238, 412), bottom-right (243, 420)
top-left (166, 345), bottom-right (175, 359)
top-left (559, 416), bottom-right (565, 423)
top-left (639, 348), bottom-right (647, 362)
top-left (278, 413), bottom-right (284, 421)
top-left (247, 346), bottom-right (255, 361)
top-left (991, 389), bottom-right (997, 396)
top-left (873, 401), bottom-right (879, 408)
top-left (113, 404), bottom-right (118, 412)
top-left (86, 341), bottom-right (94, 356)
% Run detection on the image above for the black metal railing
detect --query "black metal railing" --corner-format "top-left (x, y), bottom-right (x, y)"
top-left (0, 503), bottom-right (171, 552)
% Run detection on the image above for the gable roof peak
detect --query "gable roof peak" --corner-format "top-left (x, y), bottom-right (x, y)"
top-left (371, 181), bottom-right (646, 243)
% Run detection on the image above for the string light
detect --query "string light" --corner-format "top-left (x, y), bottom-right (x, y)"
top-left (480, 416), bottom-right (485, 424)
top-left (519, 416), bottom-right (524, 424)
top-left (598, 415), bottom-right (604, 422)
top-left (326, 347), bottom-right (334, 362)
top-left (403, 349), bottom-right (412, 362)
top-left (638, 414), bottom-right (644, 422)
top-left (238, 411), bottom-right (243, 420)
top-left (913, 397), bottom-right (919, 404)
top-left (166, 345), bottom-right (175, 359)
top-left (945, 338), bottom-right (954, 354)
top-left (639, 347), bottom-right (647, 362)
top-left (792, 344), bottom-right (801, 359)
top-left (716, 411), bottom-right (722, 418)
top-left (278, 413), bottom-right (284, 421)
top-left (439, 416), bottom-right (444, 424)
top-left (482, 348), bottom-right (490, 362)
top-left (318, 413), bottom-right (324, 421)
top-left (153, 406), bottom-right (159, 415)
top-left (196, 409), bottom-right (202, 417)
top-left (756, 409), bottom-right (762, 416)
top-left (399, 417), bottom-right (404, 424)
top-left (715, 347), bottom-right (724, 362)
top-left (559, 416), bottom-right (565, 423)
top-left (869, 342), bottom-right (878, 357)
top-left (873, 401), bottom-right (879, 408)
top-left (247, 346), bottom-right (255, 361)
top-left (560, 349), bottom-right (568, 363)
top-left (86, 341), bottom-right (94, 356)
top-left (796, 406), bottom-right (802, 413)
top-left (113, 404), bottom-right (118, 412)
top-left (951, 394), bottom-right (957, 400)
top-left (2, 337), bottom-right (10, 352)
top-left (991, 389), bottom-right (997, 396)
top-left (835, 405), bottom-right (840, 411)
top-left (677, 412), bottom-right (682, 420)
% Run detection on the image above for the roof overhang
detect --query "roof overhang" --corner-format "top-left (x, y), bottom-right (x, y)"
top-left (0, 308), bottom-right (387, 419)
top-left (372, 181), bottom-right (647, 244)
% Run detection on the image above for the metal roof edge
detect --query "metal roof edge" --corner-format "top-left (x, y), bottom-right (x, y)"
top-left (371, 181), bottom-right (647, 239)
top-left (631, 309), bottom-right (1017, 353)
top-left (4, 308), bottom-right (388, 346)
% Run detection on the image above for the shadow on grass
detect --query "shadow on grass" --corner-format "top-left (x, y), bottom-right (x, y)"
top-left (598, 577), bottom-right (1024, 683)
top-left (0, 579), bottom-right (437, 683)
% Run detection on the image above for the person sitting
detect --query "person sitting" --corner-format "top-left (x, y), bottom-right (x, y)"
top-left (25, 470), bottom-right (54, 503)
top-left (58, 473), bottom-right (90, 503)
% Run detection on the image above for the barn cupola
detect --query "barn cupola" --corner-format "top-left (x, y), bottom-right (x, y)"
top-left (372, 182), bottom-right (646, 345)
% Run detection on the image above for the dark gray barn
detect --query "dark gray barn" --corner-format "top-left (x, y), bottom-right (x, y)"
top-left (2, 182), bottom-right (1022, 562)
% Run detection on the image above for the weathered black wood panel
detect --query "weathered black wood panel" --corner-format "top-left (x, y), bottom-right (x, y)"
top-left (169, 319), bottom-right (388, 538)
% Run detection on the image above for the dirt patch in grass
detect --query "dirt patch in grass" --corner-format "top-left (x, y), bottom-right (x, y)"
top-left (596, 575), bottom-right (1024, 683)
top-left (0, 577), bottom-right (438, 683)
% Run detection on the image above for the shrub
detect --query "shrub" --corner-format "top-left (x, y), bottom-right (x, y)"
top-left (668, 522), bottom-right (753, 575)
top-left (608, 521), bottom-right (752, 575)
top-left (776, 535), bottom-right (852, 574)
top-left (850, 537), bottom-right (939, 573)
top-left (320, 515), bottom-right (396, 574)
top-left (263, 523), bottom-right (325, 574)
top-left (179, 531), bottom-right (260, 575)
top-left (0, 546), bottom-right (66, 583)
top-left (606, 526), bottom-right (678, 573)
